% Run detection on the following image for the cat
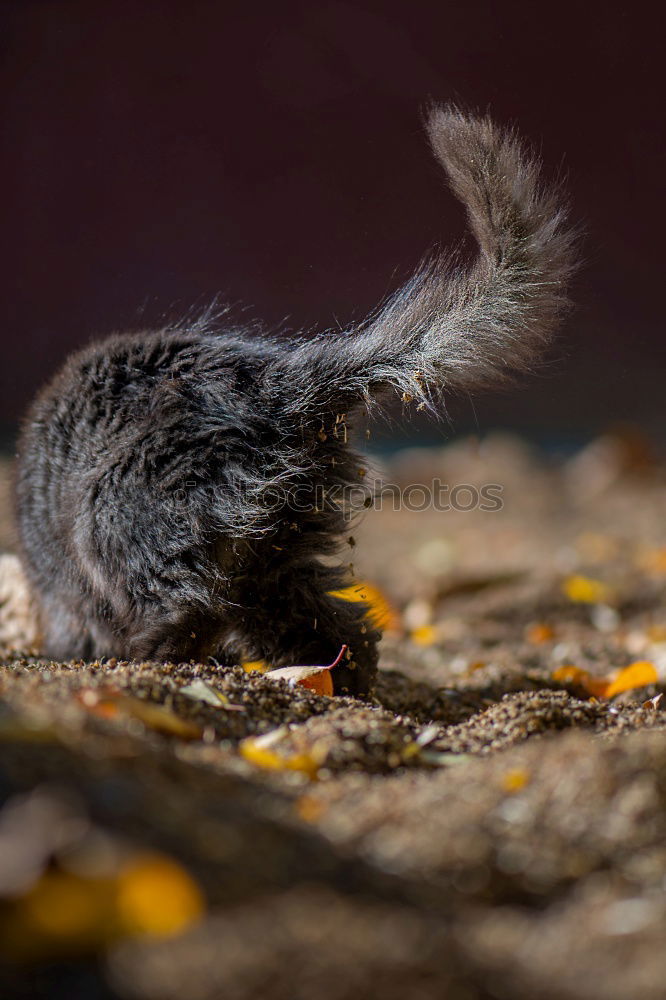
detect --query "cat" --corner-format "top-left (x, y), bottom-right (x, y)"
top-left (13, 106), bottom-right (577, 695)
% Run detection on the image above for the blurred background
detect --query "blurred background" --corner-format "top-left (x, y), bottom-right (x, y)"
top-left (2, 0), bottom-right (664, 451)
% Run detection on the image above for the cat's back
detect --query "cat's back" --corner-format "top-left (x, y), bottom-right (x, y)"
top-left (18, 328), bottom-right (263, 472)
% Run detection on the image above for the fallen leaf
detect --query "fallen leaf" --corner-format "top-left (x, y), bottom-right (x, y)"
top-left (552, 661), bottom-right (659, 699)
top-left (638, 547), bottom-right (666, 576)
top-left (179, 679), bottom-right (245, 711)
top-left (502, 768), bottom-right (530, 793)
top-left (11, 870), bottom-right (116, 953)
top-left (266, 664), bottom-right (334, 697)
top-left (116, 853), bottom-right (204, 937)
top-left (562, 574), bottom-right (614, 604)
top-left (604, 661), bottom-right (658, 698)
top-left (410, 625), bottom-right (439, 646)
top-left (77, 686), bottom-right (123, 719)
top-left (526, 623), bottom-right (555, 644)
top-left (242, 660), bottom-right (269, 673)
top-left (415, 724), bottom-right (441, 747)
top-left (295, 795), bottom-right (326, 823)
top-left (265, 646), bottom-right (347, 698)
top-left (2, 849), bottom-right (204, 960)
top-left (240, 729), bottom-right (325, 778)
top-left (79, 688), bottom-right (203, 740)
top-left (419, 751), bottom-right (472, 767)
top-left (642, 693), bottom-right (664, 711)
top-left (120, 698), bottom-right (203, 739)
top-left (551, 665), bottom-right (609, 698)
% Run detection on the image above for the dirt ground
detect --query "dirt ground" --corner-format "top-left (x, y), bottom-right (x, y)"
top-left (3, 432), bottom-right (666, 999)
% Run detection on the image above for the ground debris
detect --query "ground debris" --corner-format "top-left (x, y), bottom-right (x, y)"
top-left (3, 437), bottom-right (666, 998)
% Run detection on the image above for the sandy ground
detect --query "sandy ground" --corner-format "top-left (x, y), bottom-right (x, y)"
top-left (2, 433), bottom-right (666, 998)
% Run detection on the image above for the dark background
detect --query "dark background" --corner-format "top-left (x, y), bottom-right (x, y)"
top-left (2, 0), bottom-right (664, 449)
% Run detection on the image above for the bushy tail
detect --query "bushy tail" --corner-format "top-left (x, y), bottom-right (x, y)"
top-left (278, 105), bottom-right (578, 416)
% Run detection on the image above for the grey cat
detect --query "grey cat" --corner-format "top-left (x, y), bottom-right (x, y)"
top-left (14, 106), bottom-right (577, 695)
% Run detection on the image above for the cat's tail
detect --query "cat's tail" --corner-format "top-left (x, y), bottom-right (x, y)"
top-left (276, 104), bottom-right (578, 417)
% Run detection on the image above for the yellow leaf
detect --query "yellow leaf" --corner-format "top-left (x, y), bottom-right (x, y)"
top-left (410, 625), bottom-right (439, 646)
top-left (240, 730), bottom-right (325, 778)
top-left (328, 581), bottom-right (401, 632)
top-left (604, 661), bottom-right (658, 698)
top-left (116, 853), bottom-right (204, 937)
top-left (3, 851), bottom-right (204, 959)
top-left (502, 768), bottom-right (530, 793)
top-left (78, 688), bottom-right (203, 740)
top-left (18, 871), bottom-right (115, 944)
top-left (562, 575), bottom-right (613, 604)
top-left (119, 697), bottom-right (203, 740)
top-left (242, 660), bottom-right (269, 673)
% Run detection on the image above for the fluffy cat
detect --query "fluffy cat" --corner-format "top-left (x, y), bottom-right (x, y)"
top-left (14, 106), bottom-right (577, 695)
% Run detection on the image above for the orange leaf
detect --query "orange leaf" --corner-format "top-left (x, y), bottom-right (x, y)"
top-left (265, 646), bottom-right (347, 697)
top-left (526, 623), bottom-right (555, 644)
top-left (298, 672), bottom-right (334, 697)
top-left (551, 665), bottom-right (609, 697)
top-left (116, 853), bottom-right (204, 937)
top-left (266, 664), bottom-right (335, 697)
top-left (604, 661), bottom-right (658, 698)
top-left (295, 795), bottom-right (326, 823)
top-left (552, 661), bottom-right (659, 699)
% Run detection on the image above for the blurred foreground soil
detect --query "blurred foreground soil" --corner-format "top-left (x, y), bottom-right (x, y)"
top-left (3, 433), bottom-right (666, 999)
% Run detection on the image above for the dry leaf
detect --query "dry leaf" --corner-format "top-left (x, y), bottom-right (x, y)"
top-left (242, 660), bottom-right (269, 673)
top-left (240, 729), bottom-right (324, 778)
top-left (3, 857), bottom-right (203, 959)
top-left (526, 623), bottom-right (555, 644)
top-left (551, 665), bottom-right (609, 698)
top-left (552, 661), bottom-right (659, 699)
top-left (638, 547), bottom-right (666, 576)
top-left (179, 679), bottom-right (245, 711)
top-left (115, 852), bottom-right (204, 937)
top-left (410, 625), bottom-right (439, 646)
top-left (604, 661), bottom-right (658, 698)
top-left (295, 795), bottom-right (326, 823)
top-left (502, 768), bottom-right (530, 793)
top-left (268, 666), bottom-right (334, 697)
top-left (562, 574), bottom-right (614, 604)
top-left (265, 646), bottom-right (348, 697)
top-left (79, 688), bottom-right (202, 740)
